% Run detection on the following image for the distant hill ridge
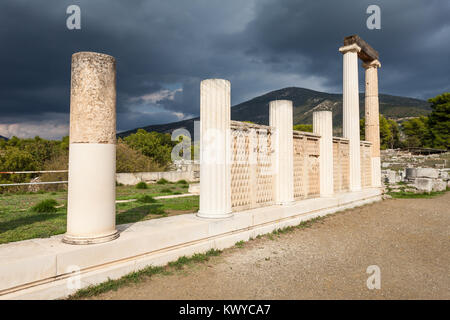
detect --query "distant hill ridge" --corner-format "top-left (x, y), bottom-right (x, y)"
top-left (118, 87), bottom-right (430, 138)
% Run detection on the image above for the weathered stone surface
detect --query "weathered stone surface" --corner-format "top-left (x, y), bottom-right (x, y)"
top-left (416, 168), bottom-right (439, 179)
top-left (414, 178), bottom-right (433, 193)
top-left (432, 179), bottom-right (447, 192)
top-left (382, 169), bottom-right (400, 184)
top-left (363, 60), bottom-right (381, 158)
top-left (70, 52), bottom-right (116, 144)
top-left (405, 168), bottom-right (418, 179)
top-left (343, 35), bottom-right (379, 62)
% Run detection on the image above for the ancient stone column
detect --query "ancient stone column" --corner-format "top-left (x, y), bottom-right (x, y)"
top-left (339, 43), bottom-right (362, 192)
top-left (63, 52), bottom-right (118, 244)
top-left (197, 79), bottom-right (232, 218)
top-left (313, 106), bottom-right (333, 197)
top-left (270, 100), bottom-right (294, 205)
top-left (363, 59), bottom-right (382, 187)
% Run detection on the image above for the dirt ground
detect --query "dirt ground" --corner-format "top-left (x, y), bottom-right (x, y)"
top-left (91, 193), bottom-right (450, 300)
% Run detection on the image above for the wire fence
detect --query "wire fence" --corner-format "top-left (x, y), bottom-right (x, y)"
top-left (0, 170), bottom-right (68, 174)
top-left (0, 170), bottom-right (68, 187)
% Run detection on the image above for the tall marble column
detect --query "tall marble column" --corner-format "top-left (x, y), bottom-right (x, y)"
top-left (64, 52), bottom-right (118, 244)
top-left (363, 59), bottom-right (382, 187)
top-left (197, 79), bottom-right (232, 218)
top-left (313, 108), bottom-right (334, 197)
top-left (269, 100), bottom-right (294, 205)
top-left (339, 43), bottom-right (362, 192)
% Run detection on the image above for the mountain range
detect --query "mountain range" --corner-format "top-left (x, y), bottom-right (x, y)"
top-left (118, 87), bottom-right (431, 138)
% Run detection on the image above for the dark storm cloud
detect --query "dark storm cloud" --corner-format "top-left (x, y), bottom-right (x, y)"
top-left (0, 0), bottom-right (448, 138)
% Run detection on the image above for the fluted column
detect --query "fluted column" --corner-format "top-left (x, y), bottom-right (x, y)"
top-left (269, 100), bottom-right (294, 205)
top-left (339, 43), bottom-right (362, 192)
top-left (363, 59), bottom-right (382, 187)
top-left (64, 52), bottom-right (118, 245)
top-left (313, 109), bottom-right (333, 197)
top-left (197, 79), bottom-right (232, 218)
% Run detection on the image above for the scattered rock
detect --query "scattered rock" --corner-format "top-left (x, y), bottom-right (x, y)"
top-left (414, 178), bottom-right (433, 193)
top-left (28, 176), bottom-right (41, 192)
top-left (416, 168), bottom-right (439, 179)
top-left (432, 179), bottom-right (447, 192)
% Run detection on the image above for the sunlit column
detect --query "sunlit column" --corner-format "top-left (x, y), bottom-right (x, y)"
top-left (313, 108), bottom-right (334, 196)
top-left (339, 44), bottom-right (362, 191)
top-left (64, 52), bottom-right (118, 244)
top-left (197, 79), bottom-right (232, 218)
top-left (363, 59), bottom-right (382, 187)
top-left (270, 100), bottom-right (294, 205)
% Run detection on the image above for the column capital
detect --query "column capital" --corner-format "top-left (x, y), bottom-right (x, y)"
top-left (339, 43), bottom-right (361, 54)
top-left (363, 59), bottom-right (381, 69)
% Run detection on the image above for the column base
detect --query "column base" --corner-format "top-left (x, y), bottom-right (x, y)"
top-left (196, 211), bottom-right (233, 219)
top-left (62, 230), bottom-right (119, 245)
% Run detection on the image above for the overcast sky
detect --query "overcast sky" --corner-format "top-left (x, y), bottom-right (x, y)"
top-left (0, 0), bottom-right (448, 139)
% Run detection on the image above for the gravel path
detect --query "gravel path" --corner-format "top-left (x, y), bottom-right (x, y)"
top-left (91, 193), bottom-right (450, 300)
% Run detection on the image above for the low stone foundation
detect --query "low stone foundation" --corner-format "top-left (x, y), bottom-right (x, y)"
top-left (0, 188), bottom-right (381, 300)
top-left (382, 167), bottom-right (449, 193)
top-left (116, 171), bottom-right (198, 185)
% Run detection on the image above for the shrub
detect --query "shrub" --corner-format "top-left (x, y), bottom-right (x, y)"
top-left (138, 195), bottom-right (156, 203)
top-left (160, 188), bottom-right (173, 193)
top-left (293, 124), bottom-right (313, 133)
top-left (176, 179), bottom-right (188, 185)
top-left (136, 182), bottom-right (148, 189)
top-left (149, 206), bottom-right (166, 215)
top-left (31, 199), bottom-right (58, 213)
top-left (156, 178), bottom-right (169, 185)
top-left (116, 140), bottom-right (163, 173)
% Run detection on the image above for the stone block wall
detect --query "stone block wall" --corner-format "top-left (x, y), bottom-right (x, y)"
top-left (360, 141), bottom-right (373, 188)
top-left (293, 131), bottom-right (320, 200)
top-left (230, 121), bottom-right (274, 211)
top-left (333, 137), bottom-right (350, 192)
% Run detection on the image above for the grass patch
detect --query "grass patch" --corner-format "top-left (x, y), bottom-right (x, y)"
top-left (235, 240), bottom-right (245, 248)
top-left (135, 182), bottom-right (148, 189)
top-left (0, 187), bottom-right (199, 244)
top-left (31, 199), bottom-right (58, 213)
top-left (137, 195), bottom-right (156, 203)
top-left (388, 189), bottom-right (448, 199)
top-left (68, 265), bottom-right (165, 299)
top-left (68, 248), bottom-right (222, 299)
top-left (160, 188), bottom-right (173, 193)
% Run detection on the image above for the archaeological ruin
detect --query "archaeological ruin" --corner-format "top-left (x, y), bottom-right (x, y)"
top-left (0, 35), bottom-right (385, 299)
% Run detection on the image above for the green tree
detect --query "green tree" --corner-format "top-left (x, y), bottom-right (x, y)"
top-left (293, 124), bottom-right (313, 132)
top-left (124, 129), bottom-right (175, 167)
top-left (360, 118), bottom-right (366, 140)
top-left (0, 147), bottom-right (37, 183)
top-left (360, 115), bottom-right (401, 149)
top-left (387, 119), bottom-right (401, 149)
top-left (427, 93), bottom-right (450, 149)
top-left (379, 115), bottom-right (393, 149)
top-left (402, 116), bottom-right (430, 148)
